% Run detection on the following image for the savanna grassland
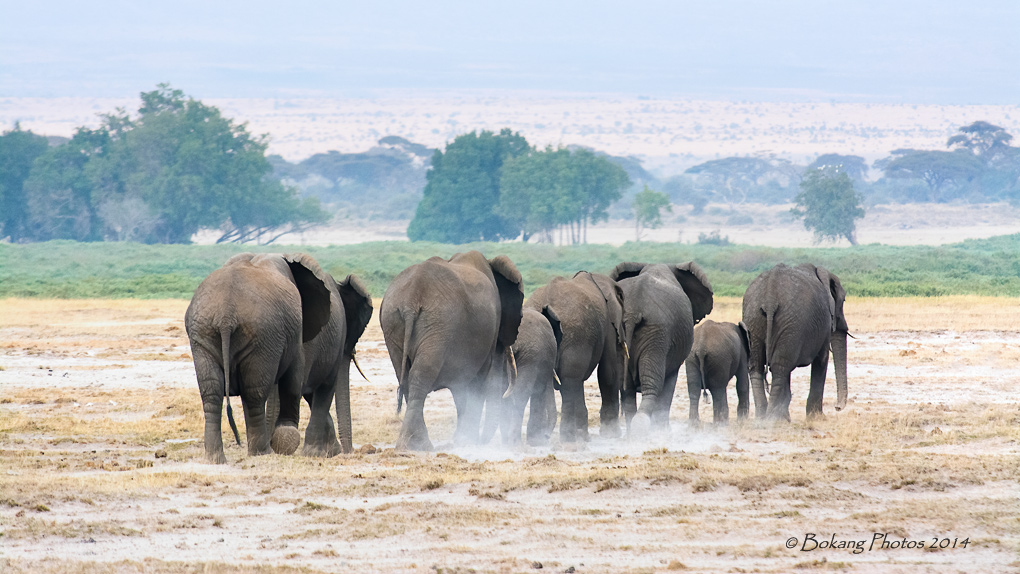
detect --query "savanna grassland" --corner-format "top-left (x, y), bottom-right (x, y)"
top-left (2, 242), bottom-right (1020, 573)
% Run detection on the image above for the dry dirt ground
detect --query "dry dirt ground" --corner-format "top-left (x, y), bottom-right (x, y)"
top-left (1, 297), bottom-right (1019, 573)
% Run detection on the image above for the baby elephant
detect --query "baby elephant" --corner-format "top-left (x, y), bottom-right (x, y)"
top-left (685, 320), bottom-right (750, 423)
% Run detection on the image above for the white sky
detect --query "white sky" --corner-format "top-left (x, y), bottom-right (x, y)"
top-left (2, 1), bottom-right (1018, 103)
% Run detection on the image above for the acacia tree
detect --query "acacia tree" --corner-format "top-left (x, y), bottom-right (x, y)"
top-left (407, 129), bottom-right (529, 243)
top-left (792, 170), bottom-right (865, 245)
top-left (632, 185), bottom-right (672, 241)
top-left (947, 121), bottom-right (1014, 164)
top-left (877, 148), bottom-right (984, 202)
top-left (685, 156), bottom-right (801, 204)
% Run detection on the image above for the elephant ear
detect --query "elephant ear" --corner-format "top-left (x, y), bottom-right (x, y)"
top-left (737, 321), bottom-right (751, 360)
top-left (814, 266), bottom-right (848, 333)
top-left (283, 253), bottom-right (333, 343)
top-left (336, 274), bottom-right (374, 356)
top-left (673, 262), bottom-right (714, 324)
top-left (609, 261), bottom-right (646, 282)
top-left (540, 305), bottom-right (563, 349)
top-left (488, 255), bottom-right (524, 348)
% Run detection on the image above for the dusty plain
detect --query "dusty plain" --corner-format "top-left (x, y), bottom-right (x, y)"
top-left (1, 296), bottom-right (1019, 573)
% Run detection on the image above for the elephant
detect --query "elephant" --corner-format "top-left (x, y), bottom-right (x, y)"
top-left (186, 253), bottom-right (335, 464)
top-left (267, 272), bottom-right (373, 457)
top-left (526, 271), bottom-right (628, 443)
top-left (741, 263), bottom-right (849, 421)
top-left (685, 320), bottom-right (750, 424)
top-left (608, 262), bottom-right (714, 437)
top-left (481, 306), bottom-right (562, 447)
top-left (380, 251), bottom-right (524, 451)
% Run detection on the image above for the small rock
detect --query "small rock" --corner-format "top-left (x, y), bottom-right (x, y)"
top-left (155, 449), bottom-right (168, 458)
top-left (357, 444), bottom-right (378, 455)
top-left (564, 568), bottom-right (576, 573)
top-left (532, 561), bottom-right (543, 569)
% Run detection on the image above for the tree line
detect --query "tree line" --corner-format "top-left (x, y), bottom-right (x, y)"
top-left (666, 121), bottom-right (1020, 209)
top-left (0, 84), bottom-right (326, 244)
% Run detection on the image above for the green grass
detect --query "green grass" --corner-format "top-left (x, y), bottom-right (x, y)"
top-left (3, 235), bottom-right (1020, 299)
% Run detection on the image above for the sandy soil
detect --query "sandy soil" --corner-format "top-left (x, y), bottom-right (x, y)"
top-left (1, 298), bottom-right (1019, 573)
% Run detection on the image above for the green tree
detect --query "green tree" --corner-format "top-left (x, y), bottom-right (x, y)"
top-left (632, 185), bottom-right (672, 241)
top-left (23, 127), bottom-right (111, 241)
top-left (497, 146), bottom-right (629, 244)
top-left (407, 129), bottom-right (529, 243)
top-left (26, 84), bottom-right (328, 244)
top-left (792, 170), bottom-right (865, 245)
top-left (0, 124), bottom-right (50, 241)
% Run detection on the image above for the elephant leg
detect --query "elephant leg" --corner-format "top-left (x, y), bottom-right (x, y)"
top-left (710, 383), bottom-right (729, 424)
top-left (270, 361), bottom-right (302, 455)
top-left (632, 352), bottom-right (666, 438)
top-left (194, 347), bottom-right (228, 464)
top-left (597, 361), bottom-right (623, 439)
top-left (558, 379), bottom-right (587, 443)
top-left (452, 383), bottom-right (484, 446)
top-left (303, 386), bottom-right (341, 457)
top-left (750, 369), bottom-right (768, 418)
top-left (239, 393), bottom-right (272, 456)
top-left (806, 347), bottom-right (830, 419)
top-left (735, 361), bottom-right (750, 420)
top-left (504, 393), bottom-right (528, 447)
top-left (765, 367), bottom-right (792, 422)
top-left (396, 357), bottom-right (439, 451)
top-left (652, 369), bottom-right (678, 431)
top-left (685, 362), bottom-right (702, 424)
top-left (621, 387), bottom-right (637, 430)
top-left (527, 382), bottom-right (557, 446)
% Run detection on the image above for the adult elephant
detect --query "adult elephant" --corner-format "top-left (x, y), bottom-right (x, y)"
top-left (380, 251), bottom-right (524, 451)
top-left (526, 272), bottom-right (627, 443)
top-left (482, 306), bottom-right (562, 447)
top-left (609, 262), bottom-right (714, 437)
top-left (741, 263), bottom-right (849, 421)
top-left (267, 272), bottom-right (373, 457)
top-left (186, 253), bottom-right (336, 464)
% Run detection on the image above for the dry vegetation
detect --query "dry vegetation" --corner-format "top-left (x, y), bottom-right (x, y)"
top-left (2, 297), bottom-right (1020, 573)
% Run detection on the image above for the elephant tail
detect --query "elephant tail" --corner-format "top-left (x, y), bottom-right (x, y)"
top-left (698, 351), bottom-right (710, 404)
top-left (220, 328), bottom-right (241, 447)
top-left (763, 304), bottom-right (778, 367)
top-left (395, 308), bottom-right (417, 415)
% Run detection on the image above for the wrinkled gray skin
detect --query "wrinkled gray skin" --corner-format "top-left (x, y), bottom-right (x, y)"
top-left (267, 273), bottom-right (373, 457)
top-left (186, 253), bottom-right (334, 464)
top-left (526, 272), bottom-right (627, 443)
top-left (482, 306), bottom-right (562, 447)
top-left (741, 263), bottom-right (849, 421)
top-left (380, 251), bottom-right (524, 451)
top-left (609, 262), bottom-right (714, 438)
top-left (686, 320), bottom-right (750, 424)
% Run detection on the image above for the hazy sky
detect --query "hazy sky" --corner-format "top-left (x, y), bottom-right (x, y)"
top-left (2, 1), bottom-right (1017, 103)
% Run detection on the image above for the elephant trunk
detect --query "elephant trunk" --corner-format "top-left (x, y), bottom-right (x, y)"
top-left (831, 331), bottom-right (849, 411)
top-left (335, 354), bottom-right (354, 453)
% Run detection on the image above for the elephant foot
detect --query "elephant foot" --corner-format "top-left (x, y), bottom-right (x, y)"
top-left (599, 421), bottom-right (623, 439)
top-left (302, 440), bottom-right (342, 458)
top-left (204, 451), bottom-right (228, 465)
top-left (629, 412), bottom-right (652, 439)
top-left (396, 431), bottom-right (434, 452)
top-left (271, 425), bottom-right (301, 455)
top-left (805, 410), bottom-right (826, 422)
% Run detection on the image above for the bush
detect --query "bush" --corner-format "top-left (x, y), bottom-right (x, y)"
top-left (697, 231), bottom-right (731, 246)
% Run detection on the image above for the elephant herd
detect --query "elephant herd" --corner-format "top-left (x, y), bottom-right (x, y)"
top-left (185, 251), bottom-right (849, 463)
